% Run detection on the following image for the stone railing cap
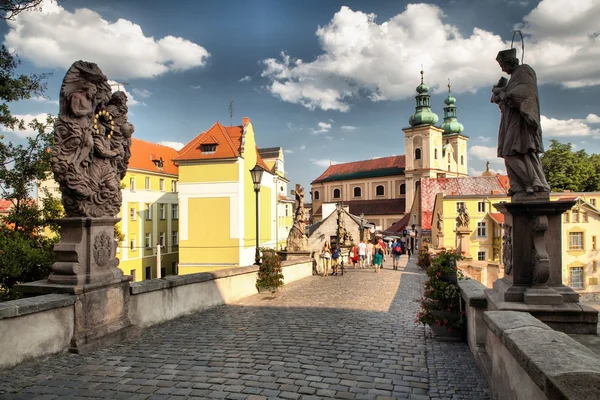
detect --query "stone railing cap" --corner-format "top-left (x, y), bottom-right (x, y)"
top-left (458, 279), bottom-right (487, 308)
top-left (0, 294), bottom-right (75, 320)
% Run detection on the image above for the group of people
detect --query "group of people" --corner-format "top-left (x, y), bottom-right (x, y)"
top-left (318, 236), bottom-right (412, 275)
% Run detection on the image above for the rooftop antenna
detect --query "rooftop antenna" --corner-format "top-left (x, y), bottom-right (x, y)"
top-left (229, 100), bottom-right (234, 126)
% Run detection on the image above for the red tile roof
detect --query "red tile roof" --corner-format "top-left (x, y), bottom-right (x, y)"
top-left (420, 176), bottom-right (509, 230)
top-left (489, 213), bottom-right (505, 224)
top-left (313, 199), bottom-right (406, 216)
top-left (557, 196), bottom-right (578, 201)
top-left (384, 213), bottom-right (410, 234)
top-left (0, 199), bottom-right (13, 213)
top-left (312, 155), bottom-right (405, 184)
top-left (129, 138), bottom-right (179, 176)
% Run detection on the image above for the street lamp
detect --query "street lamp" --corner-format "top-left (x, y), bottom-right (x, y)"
top-left (249, 164), bottom-right (265, 265)
top-left (359, 212), bottom-right (365, 241)
top-left (336, 202), bottom-right (342, 248)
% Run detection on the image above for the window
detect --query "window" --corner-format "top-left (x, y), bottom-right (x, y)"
top-left (569, 232), bottom-right (584, 250)
top-left (172, 231), bottom-right (179, 246)
top-left (172, 261), bottom-right (178, 275)
top-left (572, 209), bottom-right (579, 223)
top-left (415, 148), bottom-right (422, 160)
top-left (564, 213), bottom-right (570, 223)
top-left (130, 208), bottom-right (136, 221)
top-left (591, 199), bottom-right (597, 207)
top-left (201, 144), bottom-right (217, 153)
top-left (285, 206), bottom-right (288, 217)
top-left (593, 260), bottom-right (597, 273)
top-left (583, 212), bottom-right (588, 222)
top-left (593, 236), bottom-right (597, 250)
top-left (130, 270), bottom-right (136, 282)
top-left (129, 177), bottom-right (135, 191)
top-left (145, 177), bottom-right (150, 190)
top-left (130, 238), bottom-right (136, 251)
top-left (171, 204), bottom-right (178, 220)
top-left (333, 189), bottom-right (341, 199)
top-left (478, 202), bottom-right (486, 213)
top-left (159, 232), bottom-right (165, 247)
top-left (448, 165), bottom-right (451, 171)
top-left (145, 266), bottom-right (151, 280)
top-left (477, 221), bottom-right (487, 237)
top-left (400, 184), bottom-right (406, 195)
top-left (376, 185), bottom-right (385, 196)
top-left (314, 191), bottom-right (320, 200)
top-left (159, 179), bottom-right (165, 192)
top-left (570, 267), bottom-right (584, 289)
top-left (171, 180), bottom-right (178, 192)
top-left (434, 149), bottom-right (438, 159)
top-left (145, 233), bottom-right (152, 249)
top-left (354, 187), bottom-right (362, 198)
top-left (456, 202), bottom-right (465, 213)
top-left (145, 203), bottom-right (151, 220)
top-left (461, 155), bottom-right (464, 165)
top-left (159, 204), bottom-right (166, 220)
top-left (477, 251), bottom-right (486, 261)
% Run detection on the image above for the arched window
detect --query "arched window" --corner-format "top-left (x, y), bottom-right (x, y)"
top-left (415, 180), bottom-right (421, 191)
top-left (333, 188), bottom-right (341, 199)
top-left (353, 187), bottom-right (362, 198)
top-left (314, 190), bottom-right (320, 200)
top-left (415, 148), bottom-right (422, 160)
top-left (376, 185), bottom-right (384, 196)
top-left (434, 149), bottom-right (438, 159)
top-left (461, 155), bottom-right (464, 165)
top-left (400, 184), bottom-right (406, 195)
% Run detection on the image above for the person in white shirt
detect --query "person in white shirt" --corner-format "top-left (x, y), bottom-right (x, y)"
top-left (358, 239), bottom-right (367, 269)
top-left (366, 241), bottom-right (373, 266)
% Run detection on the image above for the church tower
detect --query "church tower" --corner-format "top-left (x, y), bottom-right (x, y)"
top-left (402, 69), bottom-right (444, 213)
top-left (440, 81), bottom-right (468, 177)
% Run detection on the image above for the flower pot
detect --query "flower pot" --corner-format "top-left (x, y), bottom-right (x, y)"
top-left (430, 324), bottom-right (462, 341)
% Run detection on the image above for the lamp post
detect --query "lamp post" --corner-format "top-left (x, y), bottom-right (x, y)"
top-left (359, 212), bottom-right (365, 241)
top-left (336, 202), bottom-right (342, 248)
top-left (250, 164), bottom-right (265, 265)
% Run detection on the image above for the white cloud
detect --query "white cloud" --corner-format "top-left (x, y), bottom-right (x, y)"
top-left (540, 115), bottom-right (600, 137)
top-left (108, 80), bottom-right (143, 106)
top-left (477, 136), bottom-right (491, 142)
top-left (1, 113), bottom-right (52, 138)
top-left (586, 113), bottom-right (600, 124)
top-left (158, 141), bottom-right (184, 151)
top-left (469, 166), bottom-right (506, 176)
top-left (284, 149), bottom-right (294, 154)
top-left (260, 1), bottom-right (600, 111)
top-left (4, 0), bottom-right (210, 80)
top-left (312, 121), bottom-right (331, 134)
top-left (190, 85), bottom-right (202, 90)
top-left (341, 125), bottom-right (357, 130)
top-left (286, 122), bottom-right (304, 131)
top-left (299, 145), bottom-right (306, 150)
top-left (310, 158), bottom-right (340, 167)
top-left (469, 145), bottom-right (503, 164)
top-left (239, 76), bottom-right (252, 82)
top-left (31, 95), bottom-right (59, 105)
top-left (132, 88), bottom-right (152, 98)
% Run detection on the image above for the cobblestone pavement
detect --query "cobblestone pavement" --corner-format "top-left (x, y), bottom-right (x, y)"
top-left (0, 256), bottom-right (490, 399)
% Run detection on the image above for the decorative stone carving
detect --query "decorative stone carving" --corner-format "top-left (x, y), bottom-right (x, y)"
top-left (502, 223), bottom-right (512, 276)
top-left (436, 211), bottom-right (443, 232)
top-left (285, 184), bottom-right (308, 251)
top-left (532, 215), bottom-right (549, 286)
top-left (51, 61), bottom-right (134, 218)
top-left (93, 231), bottom-right (113, 268)
top-left (455, 204), bottom-right (470, 228)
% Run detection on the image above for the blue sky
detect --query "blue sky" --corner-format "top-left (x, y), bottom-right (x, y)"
top-left (2, 0), bottom-right (599, 193)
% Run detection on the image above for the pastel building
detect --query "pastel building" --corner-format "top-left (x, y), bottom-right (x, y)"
top-left (173, 117), bottom-right (279, 274)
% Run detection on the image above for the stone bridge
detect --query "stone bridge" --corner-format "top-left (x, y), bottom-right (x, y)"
top-left (0, 256), bottom-right (490, 399)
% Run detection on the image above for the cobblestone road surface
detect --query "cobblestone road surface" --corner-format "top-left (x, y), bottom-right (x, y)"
top-left (0, 256), bottom-right (490, 399)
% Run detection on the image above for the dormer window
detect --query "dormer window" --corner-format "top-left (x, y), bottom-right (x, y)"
top-left (151, 155), bottom-right (164, 168)
top-left (201, 144), bottom-right (217, 154)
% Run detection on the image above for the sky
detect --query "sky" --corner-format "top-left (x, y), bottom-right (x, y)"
top-left (1, 0), bottom-right (599, 194)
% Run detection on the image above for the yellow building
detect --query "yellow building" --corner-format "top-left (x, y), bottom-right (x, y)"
top-left (551, 192), bottom-right (600, 299)
top-left (118, 139), bottom-right (179, 281)
top-left (173, 117), bottom-right (280, 274)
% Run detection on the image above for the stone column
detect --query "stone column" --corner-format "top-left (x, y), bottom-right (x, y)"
top-left (455, 227), bottom-right (472, 260)
top-left (485, 200), bottom-right (598, 334)
top-left (436, 232), bottom-right (444, 249)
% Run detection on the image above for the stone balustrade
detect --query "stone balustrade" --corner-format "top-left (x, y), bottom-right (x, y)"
top-left (0, 258), bottom-right (312, 370)
top-left (459, 279), bottom-right (600, 400)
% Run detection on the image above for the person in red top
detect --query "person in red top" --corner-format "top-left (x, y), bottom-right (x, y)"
top-left (378, 238), bottom-right (386, 266)
top-left (350, 243), bottom-right (359, 268)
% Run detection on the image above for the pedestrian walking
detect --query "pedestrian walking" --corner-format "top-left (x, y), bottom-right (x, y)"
top-left (407, 239), bottom-right (413, 258)
top-left (320, 241), bottom-right (331, 277)
top-left (349, 243), bottom-right (359, 268)
top-left (391, 239), bottom-right (402, 270)
top-left (331, 245), bottom-right (340, 275)
top-left (366, 240), bottom-right (373, 266)
top-left (358, 239), bottom-right (367, 269)
top-left (373, 241), bottom-right (384, 273)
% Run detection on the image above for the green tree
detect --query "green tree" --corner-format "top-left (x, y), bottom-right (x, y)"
top-left (541, 139), bottom-right (600, 192)
top-left (0, 0), bottom-right (60, 300)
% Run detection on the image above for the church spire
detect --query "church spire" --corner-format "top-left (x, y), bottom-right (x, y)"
top-left (440, 79), bottom-right (464, 135)
top-left (408, 67), bottom-right (439, 127)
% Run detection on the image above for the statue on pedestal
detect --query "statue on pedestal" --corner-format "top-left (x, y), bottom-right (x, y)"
top-left (455, 204), bottom-right (470, 228)
top-left (285, 184), bottom-right (308, 251)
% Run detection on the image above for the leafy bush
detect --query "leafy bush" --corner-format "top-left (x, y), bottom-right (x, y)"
top-left (256, 248), bottom-right (284, 292)
top-left (416, 245), bottom-right (431, 268)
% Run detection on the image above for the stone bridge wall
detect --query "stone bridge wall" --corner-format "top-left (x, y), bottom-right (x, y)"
top-left (0, 258), bottom-right (312, 370)
top-left (459, 279), bottom-right (600, 400)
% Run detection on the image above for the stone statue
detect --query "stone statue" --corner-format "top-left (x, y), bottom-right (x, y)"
top-left (286, 184), bottom-right (308, 251)
top-left (52, 61), bottom-right (134, 217)
top-left (436, 211), bottom-right (443, 232)
top-left (455, 204), bottom-right (470, 228)
top-left (502, 223), bottom-right (513, 276)
top-left (490, 48), bottom-right (550, 199)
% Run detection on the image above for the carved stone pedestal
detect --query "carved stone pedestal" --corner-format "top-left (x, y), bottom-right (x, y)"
top-left (278, 250), bottom-right (311, 262)
top-left (18, 217), bottom-right (138, 353)
top-left (485, 200), bottom-right (598, 334)
top-left (455, 227), bottom-right (472, 260)
top-left (436, 232), bottom-right (444, 249)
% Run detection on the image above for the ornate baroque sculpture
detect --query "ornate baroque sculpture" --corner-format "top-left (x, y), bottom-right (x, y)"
top-left (285, 184), bottom-right (308, 251)
top-left (455, 204), bottom-right (470, 228)
top-left (52, 61), bottom-right (134, 217)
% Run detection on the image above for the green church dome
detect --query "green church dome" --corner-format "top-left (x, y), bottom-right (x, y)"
top-left (409, 69), bottom-right (439, 127)
top-left (440, 81), bottom-right (464, 134)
